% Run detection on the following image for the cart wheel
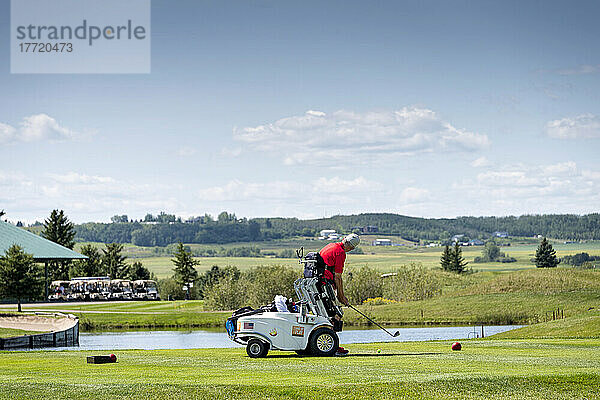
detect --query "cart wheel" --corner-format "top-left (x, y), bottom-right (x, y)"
top-left (309, 327), bottom-right (339, 357)
top-left (246, 339), bottom-right (269, 358)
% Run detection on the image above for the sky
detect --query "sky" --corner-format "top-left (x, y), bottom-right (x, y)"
top-left (1, 0), bottom-right (599, 223)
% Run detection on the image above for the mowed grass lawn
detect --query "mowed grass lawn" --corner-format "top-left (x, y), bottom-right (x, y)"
top-left (139, 241), bottom-right (600, 278)
top-left (1, 339), bottom-right (599, 399)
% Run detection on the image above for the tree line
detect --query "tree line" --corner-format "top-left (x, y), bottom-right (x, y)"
top-left (70, 212), bottom-right (600, 246)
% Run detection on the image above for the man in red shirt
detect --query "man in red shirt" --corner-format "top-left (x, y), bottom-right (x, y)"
top-left (318, 233), bottom-right (359, 355)
top-left (319, 233), bottom-right (360, 307)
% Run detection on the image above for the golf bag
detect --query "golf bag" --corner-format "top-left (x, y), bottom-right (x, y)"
top-left (303, 252), bottom-right (326, 278)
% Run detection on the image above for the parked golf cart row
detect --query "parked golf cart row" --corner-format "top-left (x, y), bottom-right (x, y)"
top-left (48, 277), bottom-right (160, 301)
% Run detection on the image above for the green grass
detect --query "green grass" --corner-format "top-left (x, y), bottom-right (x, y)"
top-left (345, 291), bottom-right (600, 326)
top-left (134, 240), bottom-right (600, 278)
top-left (71, 239), bottom-right (600, 279)
top-left (1, 339), bottom-right (599, 399)
top-left (0, 327), bottom-right (43, 338)
top-left (139, 256), bottom-right (301, 278)
top-left (491, 310), bottom-right (600, 339)
top-left (12, 300), bottom-right (209, 313)
top-left (460, 268), bottom-right (600, 295)
top-left (5, 291), bottom-right (597, 331)
top-left (76, 311), bottom-right (230, 330)
top-left (2, 268), bottom-right (598, 330)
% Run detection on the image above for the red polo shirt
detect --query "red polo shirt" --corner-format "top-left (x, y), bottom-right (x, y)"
top-left (319, 242), bottom-right (346, 274)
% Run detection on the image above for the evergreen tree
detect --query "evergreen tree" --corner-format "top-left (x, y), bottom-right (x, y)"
top-left (42, 209), bottom-right (75, 248)
top-left (127, 261), bottom-right (152, 281)
top-left (0, 245), bottom-right (43, 312)
top-left (440, 245), bottom-right (452, 271)
top-left (71, 244), bottom-right (102, 277)
top-left (171, 242), bottom-right (199, 300)
top-left (42, 210), bottom-right (76, 280)
top-left (450, 242), bottom-right (468, 273)
top-left (534, 237), bottom-right (559, 268)
top-left (102, 243), bottom-right (128, 278)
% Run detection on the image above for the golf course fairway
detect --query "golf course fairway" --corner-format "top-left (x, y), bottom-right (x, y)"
top-left (2, 339), bottom-right (599, 399)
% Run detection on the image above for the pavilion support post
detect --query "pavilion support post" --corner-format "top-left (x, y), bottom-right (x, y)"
top-left (44, 261), bottom-right (49, 300)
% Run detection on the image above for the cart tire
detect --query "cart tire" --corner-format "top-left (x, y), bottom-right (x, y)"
top-left (246, 339), bottom-right (269, 358)
top-left (309, 327), bottom-right (339, 357)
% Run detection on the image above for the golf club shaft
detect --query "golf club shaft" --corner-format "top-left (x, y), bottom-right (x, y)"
top-left (347, 304), bottom-right (398, 338)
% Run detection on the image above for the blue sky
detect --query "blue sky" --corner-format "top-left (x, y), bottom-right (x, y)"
top-left (1, 0), bottom-right (599, 223)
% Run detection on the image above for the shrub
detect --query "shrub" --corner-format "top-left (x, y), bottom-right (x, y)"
top-left (203, 275), bottom-right (246, 310)
top-left (243, 265), bottom-right (300, 307)
top-left (562, 252), bottom-right (600, 266)
top-left (202, 265), bottom-right (300, 310)
top-left (345, 266), bottom-right (384, 304)
top-left (383, 264), bottom-right (441, 301)
top-left (158, 277), bottom-right (186, 301)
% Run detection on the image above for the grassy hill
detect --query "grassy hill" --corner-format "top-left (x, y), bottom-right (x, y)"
top-left (79, 240), bottom-right (600, 278)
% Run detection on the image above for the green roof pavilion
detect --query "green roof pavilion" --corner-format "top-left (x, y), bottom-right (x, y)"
top-left (0, 220), bottom-right (87, 299)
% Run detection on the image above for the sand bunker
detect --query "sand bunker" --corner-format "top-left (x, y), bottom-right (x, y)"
top-left (0, 314), bottom-right (77, 332)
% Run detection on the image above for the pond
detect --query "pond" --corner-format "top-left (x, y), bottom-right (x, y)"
top-left (51, 325), bottom-right (523, 351)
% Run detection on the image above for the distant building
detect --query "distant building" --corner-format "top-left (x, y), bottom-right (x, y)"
top-left (494, 231), bottom-right (509, 238)
top-left (468, 239), bottom-right (485, 246)
top-left (452, 234), bottom-right (465, 242)
top-left (319, 229), bottom-right (336, 237)
top-left (372, 238), bottom-right (392, 246)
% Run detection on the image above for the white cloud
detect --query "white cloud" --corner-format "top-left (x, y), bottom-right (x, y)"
top-left (220, 147), bottom-right (242, 157)
top-left (47, 172), bottom-right (115, 184)
top-left (177, 147), bottom-right (197, 157)
top-left (197, 177), bottom-right (381, 202)
top-left (471, 156), bottom-right (491, 168)
top-left (556, 64), bottom-right (600, 75)
top-left (546, 114), bottom-right (600, 139)
top-left (197, 180), bottom-right (297, 202)
top-left (315, 177), bottom-right (381, 194)
top-left (0, 114), bottom-right (80, 144)
top-left (0, 123), bottom-right (17, 142)
top-left (541, 161), bottom-right (577, 176)
top-left (0, 170), bottom-right (179, 223)
top-left (399, 187), bottom-right (430, 203)
top-left (454, 161), bottom-right (600, 214)
top-left (234, 108), bottom-right (489, 166)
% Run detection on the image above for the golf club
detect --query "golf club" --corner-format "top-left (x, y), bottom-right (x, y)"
top-left (347, 304), bottom-right (400, 338)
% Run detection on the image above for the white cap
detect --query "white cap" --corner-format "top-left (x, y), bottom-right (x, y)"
top-left (342, 233), bottom-right (360, 250)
